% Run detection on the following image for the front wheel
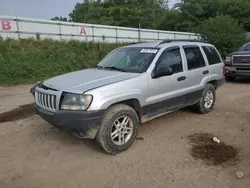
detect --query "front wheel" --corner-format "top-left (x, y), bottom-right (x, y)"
top-left (193, 84), bottom-right (216, 114)
top-left (96, 104), bottom-right (139, 155)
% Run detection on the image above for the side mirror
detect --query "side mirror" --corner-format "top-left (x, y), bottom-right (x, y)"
top-left (152, 66), bottom-right (173, 79)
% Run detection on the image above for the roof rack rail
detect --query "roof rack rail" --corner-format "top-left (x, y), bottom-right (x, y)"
top-left (159, 39), bottom-right (209, 45)
top-left (128, 41), bottom-right (147, 45)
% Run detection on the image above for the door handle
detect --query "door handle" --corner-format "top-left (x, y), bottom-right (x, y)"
top-left (203, 70), bottom-right (209, 75)
top-left (177, 76), bottom-right (186, 81)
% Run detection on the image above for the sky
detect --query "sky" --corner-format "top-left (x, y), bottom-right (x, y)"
top-left (0, 0), bottom-right (82, 19)
top-left (0, 0), bottom-right (178, 20)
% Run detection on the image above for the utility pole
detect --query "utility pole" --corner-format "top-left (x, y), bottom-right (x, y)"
top-left (138, 23), bottom-right (141, 42)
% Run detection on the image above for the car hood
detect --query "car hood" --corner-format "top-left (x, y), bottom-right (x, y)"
top-left (43, 68), bottom-right (139, 93)
top-left (231, 51), bottom-right (250, 56)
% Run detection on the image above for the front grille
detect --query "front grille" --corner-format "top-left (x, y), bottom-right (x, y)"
top-left (233, 56), bottom-right (250, 64)
top-left (236, 67), bottom-right (250, 71)
top-left (35, 91), bottom-right (57, 111)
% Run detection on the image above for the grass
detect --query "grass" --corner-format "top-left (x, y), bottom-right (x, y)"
top-left (0, 38), bottom-right (126, 86)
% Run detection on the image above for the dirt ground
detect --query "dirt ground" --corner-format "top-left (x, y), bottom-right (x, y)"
top-left (0, 80), bottom-right (250, 188)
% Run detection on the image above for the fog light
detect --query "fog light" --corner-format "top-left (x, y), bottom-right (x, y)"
top-left (226, 70), bottom-right (230, 74)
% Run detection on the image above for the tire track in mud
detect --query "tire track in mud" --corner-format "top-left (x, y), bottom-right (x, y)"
top-left (0, 103), bottom-right (36, 123)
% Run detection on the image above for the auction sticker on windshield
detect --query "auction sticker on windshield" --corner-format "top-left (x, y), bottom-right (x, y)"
top-left (140, 49), bottom-right (158, 53)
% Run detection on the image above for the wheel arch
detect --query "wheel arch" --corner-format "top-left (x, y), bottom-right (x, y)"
top-left (107, 99), bottom-right (142, 121)
top-left (207, 80), bottom-right (219, 90)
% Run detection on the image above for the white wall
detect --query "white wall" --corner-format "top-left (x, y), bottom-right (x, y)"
top-left (0, 15), bottom-right (200, 42)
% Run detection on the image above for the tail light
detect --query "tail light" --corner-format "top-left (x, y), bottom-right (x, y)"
top-left (223, 64), bottom-right (226, 75)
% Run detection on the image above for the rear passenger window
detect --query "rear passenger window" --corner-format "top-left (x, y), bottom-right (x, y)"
top-left (157, 48), bottom-right (183, 74)
top-left (202, 46), bottom-right (221, 65)
top-left (184, 46), bottom-right (206, 70)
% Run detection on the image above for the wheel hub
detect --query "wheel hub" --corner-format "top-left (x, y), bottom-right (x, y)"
top-left (204, 90), bottom-right (214, 109)
top-left (110, 115), bottom-right (133, 146)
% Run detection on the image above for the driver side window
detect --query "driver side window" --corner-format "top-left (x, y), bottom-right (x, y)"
top-left (156, 48), bottom-right (183, 74)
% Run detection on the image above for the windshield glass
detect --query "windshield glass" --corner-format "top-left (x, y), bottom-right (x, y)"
top-left (239, 43), bottom-right (250, 51)
top-left (97, 47), bottom-right (159, 73)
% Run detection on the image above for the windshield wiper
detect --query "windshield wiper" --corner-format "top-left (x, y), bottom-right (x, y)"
top-left (103, 66), bottom-right (127, 72)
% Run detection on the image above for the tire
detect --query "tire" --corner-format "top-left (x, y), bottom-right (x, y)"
top-left (96, 104), bottom-right (139, 155)
top-left (193, 84), bottom-right (216, 114)
top-left (225, 76), bottom-right (235, 82)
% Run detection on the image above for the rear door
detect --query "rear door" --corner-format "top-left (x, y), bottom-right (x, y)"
top-left (181, 45), bottom-right (209, 104)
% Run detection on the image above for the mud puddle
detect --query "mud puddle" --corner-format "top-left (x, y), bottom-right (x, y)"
top-left (188, 133), bottom-right (239, 166)
top-left (0, 103), bottom-right (36, 123)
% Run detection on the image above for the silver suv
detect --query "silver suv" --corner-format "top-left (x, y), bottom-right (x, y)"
top-left (30, 40), bottom-right (225, 154)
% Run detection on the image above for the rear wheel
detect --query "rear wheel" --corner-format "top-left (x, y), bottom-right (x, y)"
top-left (96, 104), bottom-right (139, 155)
top-left (192, 84), bottom-right (216, 114)
top-left (225, 76), bottom-right (235, 82)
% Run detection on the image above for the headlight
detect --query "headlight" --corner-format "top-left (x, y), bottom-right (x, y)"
top-left (225, 56), bottom-right (232, 63)
top-left (60, 93), bottom-right (93, 110)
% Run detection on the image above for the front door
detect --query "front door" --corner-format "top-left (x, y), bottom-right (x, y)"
top-left (146, 46), bottom-right (188, 117)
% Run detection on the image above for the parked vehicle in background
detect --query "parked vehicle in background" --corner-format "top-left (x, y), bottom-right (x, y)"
top-left (224, 42), bottom-right (250, 81)
top-left (30, 39), bottom-right (225, 154)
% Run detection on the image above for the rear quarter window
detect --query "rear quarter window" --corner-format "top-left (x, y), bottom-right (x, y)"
top-left (202, 46), bottom-right (221, 65)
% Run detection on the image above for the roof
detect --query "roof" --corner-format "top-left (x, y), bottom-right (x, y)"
top-left (124, 39), bottom-right (212, 48)
top-left (124, 41), bottom-right (162, 48)
top-left (243, 42), bottom-right (250, 45)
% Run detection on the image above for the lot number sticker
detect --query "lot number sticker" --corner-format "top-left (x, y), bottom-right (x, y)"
top-left (140, 49), bottom-right (158, 53)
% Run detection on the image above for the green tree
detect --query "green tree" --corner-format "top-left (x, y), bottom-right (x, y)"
top-left (224, 0), bottom-right (250, 31)
top-left (198, 15), bottom-right (248, 57)
top-left (157, 9), bottom-right (197, 32)
top-left (175, 0), bottom-right (250, 31)
top-left (69, 0), bottom-right (167, 29)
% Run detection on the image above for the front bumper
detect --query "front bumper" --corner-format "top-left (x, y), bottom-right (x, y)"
top-left (36, 106), bottom-right (104, 139)
top-left (225, 66), bottom-right (250, 76)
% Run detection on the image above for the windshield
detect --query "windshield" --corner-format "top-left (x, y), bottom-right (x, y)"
top-left (239, 43), bottom-right (250, 51)
top-left (97, 47), bottom-right (159, 73)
